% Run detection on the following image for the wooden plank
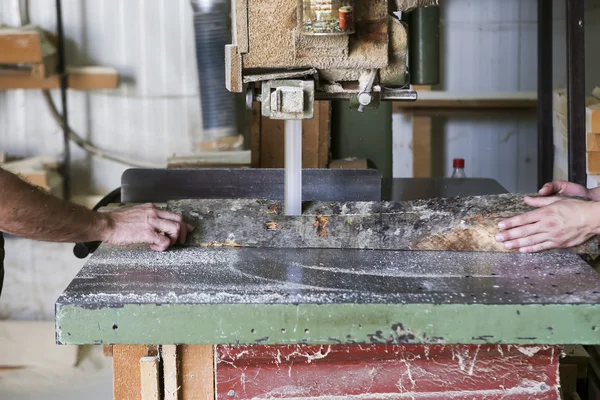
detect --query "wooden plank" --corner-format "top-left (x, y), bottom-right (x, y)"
top-left (167, 150), bottom-right (251, 169)
top-left (256, 101), bottom-right (330, 168)
top-left (225, 44), bottom-right (243, 93)
top-left (169, 194), bottom-right (599, 254)
top-left (0, 66), bottom-right (118, 90)
top-left (394, 94), bottom-right (537, 113)
top-left (412, 115), bottom-right (432, 177)
top-left (103, 345), bottom-right (114, 357)
top-left (0, 27), bottom-right (50, 63)
top-left (559, 364), bottom-right (578, 394)
top-left (114, 345), bottom-right (150, 400)
top-left (30, 51), bottom-right (58, 79)
top-left (140, 356), bottom-right (161, 400)
top-left (317, 101), bottom-right (331, 168)
top-left (588, 152), bottom-right (600, 174)
top-left (562, 345), bottom-right (590, 379)
top-left (180, 345), bottom-right (214, 400)
top-left (162, 345), bottom-right (180, 400)
top-left (587, 133), bottom-right (600, 152)
top-left (251, 102), bottom-right (262, 167)
top-left (234, 0), bottom-right (249, 53)
top-left (587, 103), bottom-right (600, 133)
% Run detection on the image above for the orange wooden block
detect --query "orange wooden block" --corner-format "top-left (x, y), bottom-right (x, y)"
top-left (588, 133), bottom-right (600, 152)
top-left (588, 104), bottom-right (600, 133)
top-left (587, 152), bottom-right (600, 174)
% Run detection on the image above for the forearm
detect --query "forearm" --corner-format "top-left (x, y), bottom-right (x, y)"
top-left (590, 187), bottom-right (600, 201)
top-left (0, 168), bottom-right (111, 242)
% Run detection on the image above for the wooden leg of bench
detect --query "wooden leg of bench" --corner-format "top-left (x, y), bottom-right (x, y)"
top-left (180, 345), bottom-right (215, 400)
top-left (113, 345), bottom-right (151, 400)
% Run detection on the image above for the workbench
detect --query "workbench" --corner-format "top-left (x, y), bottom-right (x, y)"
top-left (55, 171), bottom-right (600, 399)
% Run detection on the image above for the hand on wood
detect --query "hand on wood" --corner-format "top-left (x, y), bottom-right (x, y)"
top-left (102, 204), bottom-right (194, 251)
top-left (538, 180), bottom-right (591, 199)
top-left (495, 196), bottom-right (600, 253)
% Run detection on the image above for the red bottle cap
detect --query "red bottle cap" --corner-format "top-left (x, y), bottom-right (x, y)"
top-left (453, 158), bottom-right (465, 168)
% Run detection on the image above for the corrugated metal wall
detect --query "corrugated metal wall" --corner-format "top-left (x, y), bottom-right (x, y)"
top-left (0, 0), bottom-right (203, 195)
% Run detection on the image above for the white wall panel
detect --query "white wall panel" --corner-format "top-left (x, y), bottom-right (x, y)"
top-left (393, 0), bottom-right (538, 193)
top-left (0, 0), bottom-right (203, 194)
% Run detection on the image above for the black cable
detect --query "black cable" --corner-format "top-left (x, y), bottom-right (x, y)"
top-left (55, 0), bottom-right (71, 200)
top-left (73, 187), bottom-right (122, 258)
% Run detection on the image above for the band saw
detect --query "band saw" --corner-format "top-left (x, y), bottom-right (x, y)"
top-left (55, 1), bottom-right (600, 398)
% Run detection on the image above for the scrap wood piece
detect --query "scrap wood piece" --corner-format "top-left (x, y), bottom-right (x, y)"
top-left (162, 345), bottom-right (180, 400)
top-left (140, 356), bottom-right (161, 400)
top-left (0, 25), bottom-right (56, 64)
top-left (168, 193), bottom-right (599, 254)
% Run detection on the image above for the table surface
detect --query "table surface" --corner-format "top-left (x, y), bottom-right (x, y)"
top-left (55, 177), bottom-right (600, 346)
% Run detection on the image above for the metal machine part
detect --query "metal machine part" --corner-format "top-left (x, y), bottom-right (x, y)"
top-left (120, 168), bottom-right (383, 204)
top-left (225, 0), bottom-right (439, 115)
top-left (408, 5), bottom-right (440, 85)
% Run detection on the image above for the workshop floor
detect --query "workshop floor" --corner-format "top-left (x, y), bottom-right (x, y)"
top-left (0, 346), bottom-right (113, 400)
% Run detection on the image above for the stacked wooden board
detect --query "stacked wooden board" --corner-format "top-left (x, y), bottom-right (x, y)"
top-left (0, 25), bottom-right (118, 90)
top-left (553, 87), bottom-right (600, 185)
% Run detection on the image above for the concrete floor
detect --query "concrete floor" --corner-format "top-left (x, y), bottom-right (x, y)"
top-left (0, 346), bottom-right (113, 400)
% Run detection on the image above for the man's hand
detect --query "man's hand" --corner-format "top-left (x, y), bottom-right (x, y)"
top-left (538, 180), bottom-right (591, 199)
top-left (495, 196), bottom-right (600, 253)
top-left (102, 204), bottom-right (194, 251)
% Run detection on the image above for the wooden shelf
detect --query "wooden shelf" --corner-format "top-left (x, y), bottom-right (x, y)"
top-left (0, 66), bottom-right (119, 90)
top-left (393, 91), bottom-right (537, 115)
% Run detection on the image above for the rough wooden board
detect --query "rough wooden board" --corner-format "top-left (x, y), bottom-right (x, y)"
top-left (113, 345), bottom-right (150, 400)
top-left (225, 44), bottom-right (243, 93)
top-left (169, 194), bottom-right (599, 254)
top-left (0, 66), bottom-right (118, 90)
top-left (140, 356), bottom-right (160, 400)
top-left (180, 345), bottom-right (214, 400)
top-left (234, 0), bottom-right (249, 53)
top-left (162, 345), bottom-right (180, 400)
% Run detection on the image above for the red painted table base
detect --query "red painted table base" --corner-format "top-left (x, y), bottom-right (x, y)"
top-left (217, 344), bottom-right (560, 399)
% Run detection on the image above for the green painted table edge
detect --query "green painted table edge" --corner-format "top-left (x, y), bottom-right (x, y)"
top-left (55, 302), bottom-right (600, 345)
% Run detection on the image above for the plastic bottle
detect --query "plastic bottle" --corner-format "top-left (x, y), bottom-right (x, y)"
top-left (451, 158), bottom-right (466, 178)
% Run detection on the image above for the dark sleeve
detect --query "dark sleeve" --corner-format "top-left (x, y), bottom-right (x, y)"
top-left (0, 232), bottom-right (4, 298)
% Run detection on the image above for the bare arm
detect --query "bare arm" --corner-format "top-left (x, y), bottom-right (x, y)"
top-left (0, 168), bottom-right (192, 250)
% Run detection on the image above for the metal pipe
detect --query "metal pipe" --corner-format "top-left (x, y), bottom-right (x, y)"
top-left (408, 6), bottom-right (440, 86)
top-left (566, 0), bottom-right (586, 186)
top-left (55, 0), bottom-right (70, 200)
top-left (537, 0), bottom-right (553, 187)
top-left (190, 0), bottom-right (237, 142)
top-left (285, 120), bottom-right (303, 216)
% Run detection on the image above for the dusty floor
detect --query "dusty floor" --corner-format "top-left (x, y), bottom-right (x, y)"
top-left (0, 346), bottom-right (113, 400)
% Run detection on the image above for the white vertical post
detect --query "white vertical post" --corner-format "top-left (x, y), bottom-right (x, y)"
top-left (285, 119), bottom-right (303, 216)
